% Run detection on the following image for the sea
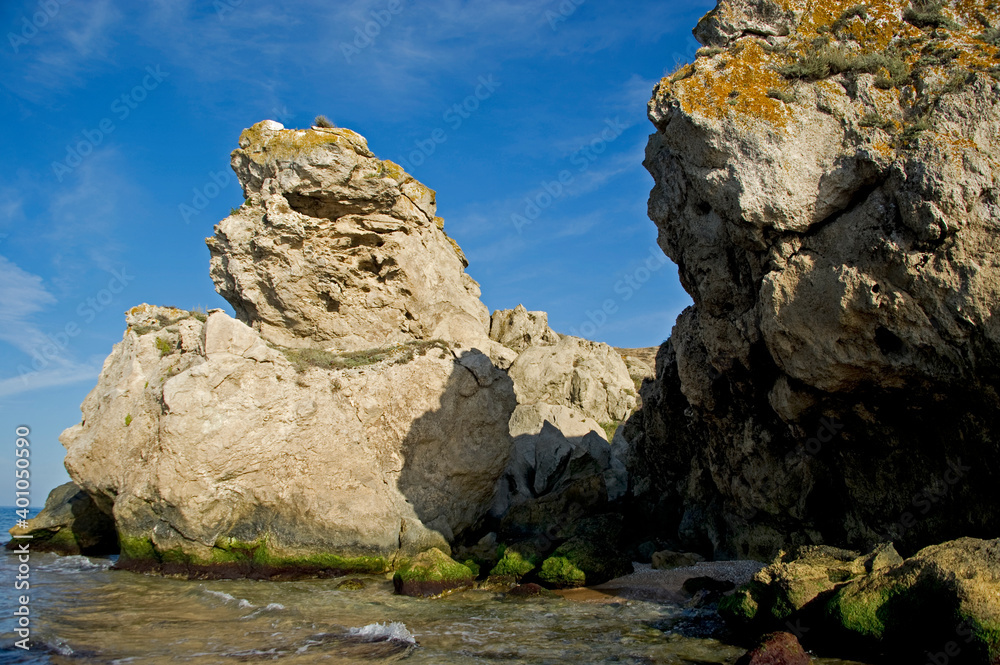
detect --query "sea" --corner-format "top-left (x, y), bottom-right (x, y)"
top-left (0, 507), bottom-right (870, 664)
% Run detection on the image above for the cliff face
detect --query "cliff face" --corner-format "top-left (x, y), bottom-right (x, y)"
top-left (628, 0), bottom-right (1000, 559)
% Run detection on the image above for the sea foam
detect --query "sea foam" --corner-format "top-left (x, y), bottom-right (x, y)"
top-left (348, 621), bottom-right (417, 644)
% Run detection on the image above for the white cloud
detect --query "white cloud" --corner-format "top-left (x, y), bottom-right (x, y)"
top-left (0, 362), bottom-right (103, 399)
top-left (0, 256), bottom-right (57, 355)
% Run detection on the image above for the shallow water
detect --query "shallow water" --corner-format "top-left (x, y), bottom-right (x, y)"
top-left (0, 510), bottom-right (871, 664)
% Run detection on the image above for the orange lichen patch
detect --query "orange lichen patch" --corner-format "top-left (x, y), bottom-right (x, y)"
top-left (659, 0), bottom-right (1000, 133)
top-left (669, 41), bottom-right (792, 126)
top-left (953, 0), bottom-right (1000, 26)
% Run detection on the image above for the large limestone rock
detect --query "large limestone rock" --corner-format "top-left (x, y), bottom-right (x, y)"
top-left (488, 304), bottom-right (559, 353)
top-left (61, 302), bottom-right (516, 573)
top-left (509, 335), bottom-right (637, 425)
top-left (627, 0), bottom-right (1000, 559)
top-left (209, 121), bottom-right (491, 351)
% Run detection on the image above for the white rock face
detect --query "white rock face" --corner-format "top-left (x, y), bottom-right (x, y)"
top-left (508, 335), bottom-right (637, 424)
top-left (62, 306), bottom-right (516, 565)
top-left (209, 122), bottom-right (491, 352)
top-left (489, 304), bottom-right (559, 353)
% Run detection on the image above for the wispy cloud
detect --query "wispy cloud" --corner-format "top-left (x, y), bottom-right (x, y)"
top-left (0, 256), bottom-right (57, 355)
top-left (2, 0), bottom-right (122, 101)
top-left (45, 149), bottom-right (129, 284)
top-left (0, 361), bottom-right (103, 399)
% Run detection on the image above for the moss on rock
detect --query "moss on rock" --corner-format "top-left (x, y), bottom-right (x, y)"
top-left (489, 548), bottom-right (536, 579)
top-left (115, 533), bottom-right (388, 580)
top-left (393, 547), bottom-right (474, 597)
top-left (538, 556), bottom-right (586, 588)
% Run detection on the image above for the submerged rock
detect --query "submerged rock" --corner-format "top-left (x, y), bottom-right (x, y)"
top-left (627, 0), bottom-right (1000, 559)
top-left (735, 632), bottom-right (812, 665)
top-left (5, 482), bottom-right (117, 556)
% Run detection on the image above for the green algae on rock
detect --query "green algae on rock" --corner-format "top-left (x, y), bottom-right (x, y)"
top-left (538, 556), bottom-right (587, 588)
top-left (393, 548), bottom-right (475, 597)
top-left (115, 533), bottom-right (389, 581)
top-left (720, 544), bottom-right (902, 629)
top-left (825, 538), bottom-right (1000, 663)
top-left (489, 548), bottom-right (536, 580)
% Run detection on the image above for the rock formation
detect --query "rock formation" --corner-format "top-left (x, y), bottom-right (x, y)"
top-left (723, 538), bottom-right (999, 663)
top-left (626, 0), bottom-right (1000, 559)
top-left (55, 122), bottom-right (638, 578)
top-left (209, 120), bottom-right (495, 353)
top-left (62, 305), bottom-right (516, 573)
top-left (5, 482), bottom-right (117, 555)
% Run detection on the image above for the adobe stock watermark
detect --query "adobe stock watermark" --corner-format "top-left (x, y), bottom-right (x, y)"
top-left (51, 66), bottom-right (169, 182)
top-left (784, 416), bottom-right (845, 463)
top-left (396, 75), bottom-right (501, 171)
top-left (884, 458), bottom-right (971, 541)
top-left (12, 425), bottom-right (33, 651)
top-left (179, 169), bottom-right (235, 225)
top-left (546, 0), bottom-right (585, 29)
top-left (16, 268), bottom-right (134, 383)
top-left (568, 244), bottom-right (667, 339)
top-left (340, 0), bottom-right (406, 63)
top-left (511, 117), bottom-right (629, 234)
top-left (924, 619), bottom-right (978, 665)
top-left (214, 0), bottom-right (243, 19)
top-left (7, 0), bottom-right (70, 54)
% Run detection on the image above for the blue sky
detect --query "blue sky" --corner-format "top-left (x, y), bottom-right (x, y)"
top-left (0, 0), bottom-right (706, 502)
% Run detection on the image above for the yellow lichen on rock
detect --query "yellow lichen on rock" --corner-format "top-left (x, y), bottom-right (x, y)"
top-left (661, 0), bottom-right (1000, 134)
top-left (237, 121), bottom-right (374, 165)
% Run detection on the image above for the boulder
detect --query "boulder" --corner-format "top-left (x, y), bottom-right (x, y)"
top-left (720, 544), bottom-right (902, 630)
top-left (489, 305), bottom-right (559, 353)
top-left (509, 336), bottom-right (637, 425)
top-left (538, 556), bottom-right (586, 589)
top-left (5, 482), bottom-right (117, 556)
top-left (209, 121), bottom-right (491, 352)
top-left (627, 0), bottom-right (1000, 558)
top-left (392, 547), bottom-right (475, 597)
top-left (721, 539), bottom-right (1000, 663)
top-left (735, 632), bottom-right (812, 665)
top-left (826, 538), bottom-right (1000, 664)
top-left (651, 550), bottom-right (705, 570)
top-left (62, 306), bottom-right (516, 576)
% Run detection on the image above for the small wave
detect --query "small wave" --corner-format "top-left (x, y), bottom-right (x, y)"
top-left (39, 555), bottom-right (112, 572)
top-left (241, 602), bottom-right (285, 620)
top-left (348, 621), bottom-right (416, 645)
top-left (202, 589), bottom-right (238, 603)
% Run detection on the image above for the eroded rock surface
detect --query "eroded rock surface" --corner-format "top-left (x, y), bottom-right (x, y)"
top-left (61, 306), bottom-right (516, 573)
top-left (209, 121), bottom-right (491, 351)
top-left (626, 0), bottom-right (1000, 559)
